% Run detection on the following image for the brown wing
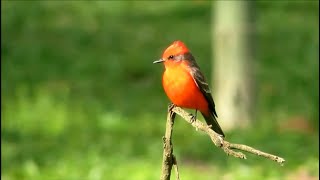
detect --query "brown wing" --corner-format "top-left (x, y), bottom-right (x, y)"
top-left (175, 52), bottom-right (224, 136)
top-left (183, 53), bottom-right (218, 117)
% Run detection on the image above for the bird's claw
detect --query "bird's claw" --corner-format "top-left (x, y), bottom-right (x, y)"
top-left (190, 114), bottom-right (196, 123)
top-left (168, 103), bottom-right (176, 112)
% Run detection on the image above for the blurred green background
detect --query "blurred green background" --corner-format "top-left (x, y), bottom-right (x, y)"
top-left (1, 1), bottom-right (319, 180)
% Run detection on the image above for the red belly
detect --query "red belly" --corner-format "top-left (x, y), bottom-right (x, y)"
top-left (162, 64), bottom-right (208, 113)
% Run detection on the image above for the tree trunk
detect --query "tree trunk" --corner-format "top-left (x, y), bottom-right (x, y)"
top-left (211, 1), bottom-right (255, 131)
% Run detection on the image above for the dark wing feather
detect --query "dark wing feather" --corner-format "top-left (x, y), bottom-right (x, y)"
top-left (178, 52), bottom-right (224, 136)
top-left (183, 53), bottom-right (218, 117)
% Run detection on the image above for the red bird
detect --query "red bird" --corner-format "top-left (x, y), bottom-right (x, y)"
top-left (154, 40), bottom-right (225, 137)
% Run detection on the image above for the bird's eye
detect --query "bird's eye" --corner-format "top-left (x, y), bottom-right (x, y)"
top-left (168, 55), bottom-right (174, 59)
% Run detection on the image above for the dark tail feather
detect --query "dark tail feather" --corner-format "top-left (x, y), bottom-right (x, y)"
top-left (201, 112), bottom-right (225, 137)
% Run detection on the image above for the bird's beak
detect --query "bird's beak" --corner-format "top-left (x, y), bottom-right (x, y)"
top-left (153, 58), bottom-right (165, 64)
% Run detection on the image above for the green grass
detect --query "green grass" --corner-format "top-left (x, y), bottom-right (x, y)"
top-left (1, 1), bottom-right (319, 180)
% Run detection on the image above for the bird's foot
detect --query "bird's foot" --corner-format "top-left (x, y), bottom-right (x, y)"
top-left (168, 103), bottom-right (176, 112)
top-left (189, 114), bottom-right (196, 123)
top-left (189, 109), bottom-right (198, 123)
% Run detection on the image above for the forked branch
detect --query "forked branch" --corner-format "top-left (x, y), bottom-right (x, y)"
top-left (160, 105), bottom-right (285, 180)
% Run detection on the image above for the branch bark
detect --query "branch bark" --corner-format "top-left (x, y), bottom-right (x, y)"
top-left (160, 104), bottom-right (180, 180)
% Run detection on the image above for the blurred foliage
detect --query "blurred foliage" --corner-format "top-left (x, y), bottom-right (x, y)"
top-left (1, 1), bottom-right (319, 180)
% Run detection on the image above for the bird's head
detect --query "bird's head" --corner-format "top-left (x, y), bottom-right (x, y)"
top-left (153, 40), bottom-right (190, 65)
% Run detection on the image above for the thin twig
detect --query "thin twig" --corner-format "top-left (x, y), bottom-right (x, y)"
top-left (171, 106), bottom-right (285, 165)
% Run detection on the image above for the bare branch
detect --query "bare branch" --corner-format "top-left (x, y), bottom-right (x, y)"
top-left (160, 105), bottom-right (285, 180)
top-left (160, 104), bottom-right (180, 180)
top-left (171, 106), bottom-right (285, 165)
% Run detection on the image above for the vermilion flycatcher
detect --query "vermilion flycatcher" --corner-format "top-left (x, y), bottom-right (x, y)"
top-left (154, 40), bottom-right (225, 137)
